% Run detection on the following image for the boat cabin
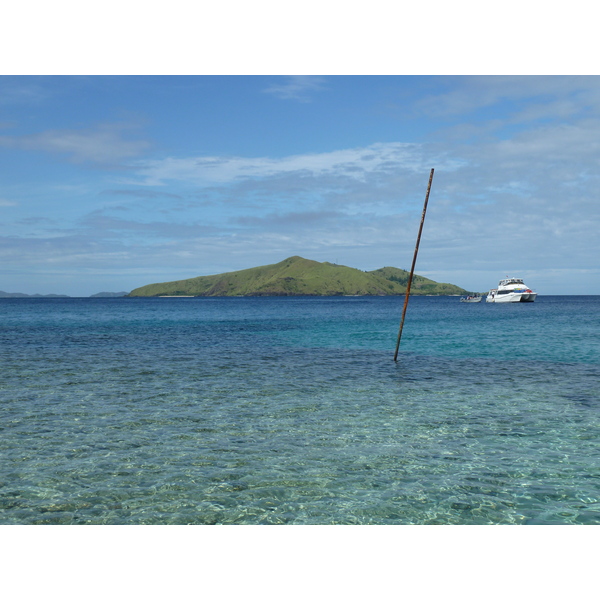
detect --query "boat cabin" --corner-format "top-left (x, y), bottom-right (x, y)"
top-left (498, 277), bottom-right (524, 287)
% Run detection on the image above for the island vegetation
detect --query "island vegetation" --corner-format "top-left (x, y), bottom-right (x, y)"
top-left (128, 256), bottom-right (470, 297)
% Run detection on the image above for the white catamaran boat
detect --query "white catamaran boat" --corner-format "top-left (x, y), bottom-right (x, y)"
top-left (486, 277), bottom-right (537, 303)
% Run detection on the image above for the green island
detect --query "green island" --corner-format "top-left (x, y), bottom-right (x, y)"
top-left (128, 256), bottom-right (470, 297)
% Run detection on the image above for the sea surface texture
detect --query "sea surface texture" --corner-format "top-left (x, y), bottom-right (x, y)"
top-left (1, 295), bottom-right (599, 524)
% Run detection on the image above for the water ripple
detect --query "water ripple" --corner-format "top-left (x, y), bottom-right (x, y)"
top-left (1, 297), bottom-right (599, 524)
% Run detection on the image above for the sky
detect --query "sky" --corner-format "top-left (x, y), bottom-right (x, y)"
top-left (1, 73), bottom-right (600, 296)
top-left (2, 0), bottom-right (599, 297)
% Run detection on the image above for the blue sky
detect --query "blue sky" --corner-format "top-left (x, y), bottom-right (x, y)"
top-left (2, 74), bottom-right (599, 295)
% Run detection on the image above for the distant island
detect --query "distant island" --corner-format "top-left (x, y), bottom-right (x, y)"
top-left (0, 291), bottom-right (70, 298)
top-left (128, 256), bottom-right (471, 297)
top-left (0, 291), bottom-right (129, 298)
top-left (89, 292), bottom-right (129, 298)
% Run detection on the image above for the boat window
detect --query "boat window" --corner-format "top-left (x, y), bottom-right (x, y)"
top-left (500, 278), bottom-right (523, 286)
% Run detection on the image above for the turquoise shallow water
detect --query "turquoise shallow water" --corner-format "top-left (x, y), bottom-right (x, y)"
top-left (1, 295), bottom-right (598, 524)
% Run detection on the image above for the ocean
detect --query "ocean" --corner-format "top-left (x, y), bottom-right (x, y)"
top-left (1, 295), bottom-right (598, 525)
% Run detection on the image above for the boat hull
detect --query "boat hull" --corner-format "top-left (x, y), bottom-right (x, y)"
top-left (486, 292), bottom-right (537, 303)
top-left (519, 292), bottom-right (537, 302)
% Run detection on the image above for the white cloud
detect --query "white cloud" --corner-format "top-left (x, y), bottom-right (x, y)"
top-left (415, 75), bottom-right (600, 121)
top-left (131, 142), bottom-right (444, 186)
top-left (0, 122), bottom-right (151, 164)
top-left (263, 76), bottom-right (325, 102)
top-left (0, 79), bottom-right (49, 106)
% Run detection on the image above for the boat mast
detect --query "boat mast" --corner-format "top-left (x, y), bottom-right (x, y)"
top-left (393, 168), bottom-right (434, 362)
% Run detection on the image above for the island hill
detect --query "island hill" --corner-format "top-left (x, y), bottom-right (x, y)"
top-left (128, 256), bottom-right (470, 297)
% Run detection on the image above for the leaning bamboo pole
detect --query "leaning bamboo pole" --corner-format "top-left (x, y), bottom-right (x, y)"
top-left (393, 168), bottom-right (434, 362)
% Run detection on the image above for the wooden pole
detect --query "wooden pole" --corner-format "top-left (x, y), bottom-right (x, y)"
top-left (394, 168), bottom-right (434, 362)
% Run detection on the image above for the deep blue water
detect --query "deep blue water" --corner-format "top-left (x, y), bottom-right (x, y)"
top-left (1, 295), bottom-right (598, 524)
